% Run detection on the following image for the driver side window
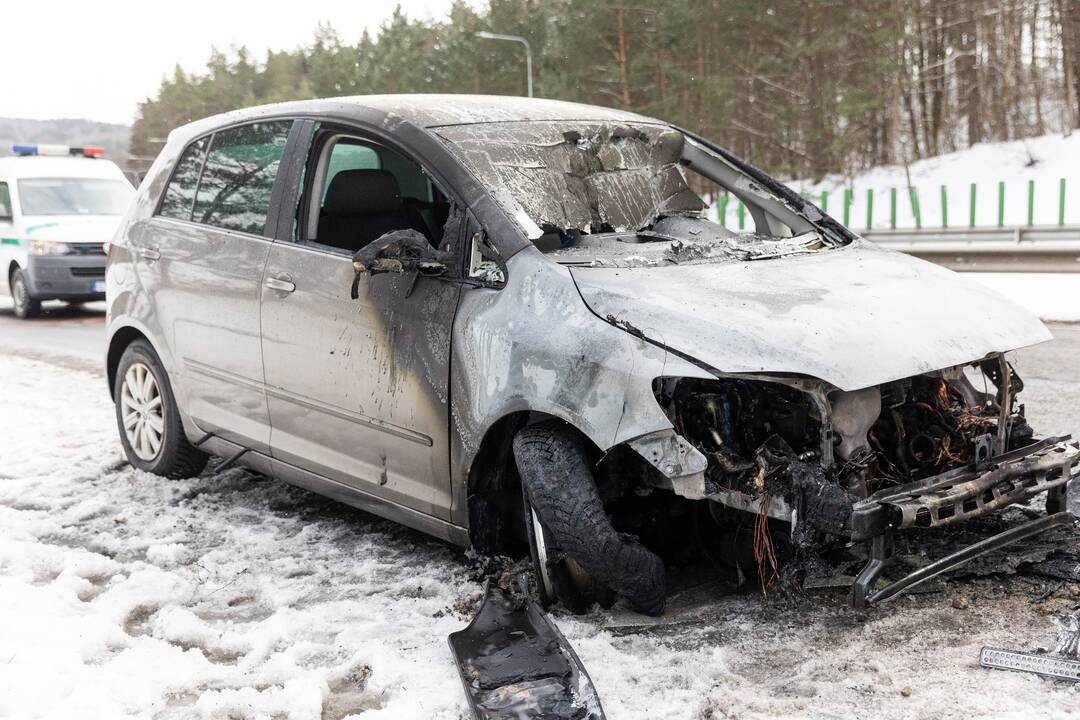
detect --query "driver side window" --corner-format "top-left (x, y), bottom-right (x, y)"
top-left (299, 133), bottom-right (449, 256)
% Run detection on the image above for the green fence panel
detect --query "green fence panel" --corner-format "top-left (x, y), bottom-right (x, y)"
top-left (997, 181), bottom-right (1005, 227)
top-left (865, 188), bottom-right (874, 230)
top-left (843, 188), bottom-right (852, 226)
top-left (1060, 179), bottom-right (1067, 226)
top-left (969, 183), bottom-right (977, 228)
top-left (820, 190), bottom-right (829, 213)
top-left (940, 185), bottom-right (948, 229)
top-left (717, 194), bottom-right (728, 227)
top-left (909, 186), bottom-right (922, 230)
top-left (890, 188), bottom-right (897, 229)
top-left (737, 200), bottom-right (745, 230)
top-left (1027, 180), bottom-right (1035, 226)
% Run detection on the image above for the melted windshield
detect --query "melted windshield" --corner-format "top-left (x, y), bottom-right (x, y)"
top-left (18, 178), bottom-right (133, 216)
top-left (437, 121), bottom-right (845, 266)
top-left (437, 122), bottom-right (702, 237)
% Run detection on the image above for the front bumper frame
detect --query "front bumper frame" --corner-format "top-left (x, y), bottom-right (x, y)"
top-left (849, 436), bottom-right (1080, 608)
top-left (25, 253), bottom-right (107, 301)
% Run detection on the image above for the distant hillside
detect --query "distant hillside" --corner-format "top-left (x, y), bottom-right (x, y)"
top-left (0, 118), bottom-right (130, 170)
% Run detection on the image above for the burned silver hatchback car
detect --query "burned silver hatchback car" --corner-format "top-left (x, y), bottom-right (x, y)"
top-left (107, 95), bottom-right (1079, 615)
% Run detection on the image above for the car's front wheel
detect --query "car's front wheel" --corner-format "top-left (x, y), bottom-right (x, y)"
top-left (11, 268), bottom-right (41, 319)
top-left (114, 340), bottom-right (208, 478)
top-left (514, 420), bottom-right (666, 615)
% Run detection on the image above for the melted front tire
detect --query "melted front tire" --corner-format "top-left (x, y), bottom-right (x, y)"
top-left (514, 420), bottom-right (665, 616)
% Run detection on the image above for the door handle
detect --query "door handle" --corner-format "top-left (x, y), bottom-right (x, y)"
top-left (137, 246), bottom-right (161, 261)
top-left (265, 274), bottom-right (295, 293)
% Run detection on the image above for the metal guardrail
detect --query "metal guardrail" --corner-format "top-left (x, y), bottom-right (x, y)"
top-left (862, 225), bottom-right (1080, 273)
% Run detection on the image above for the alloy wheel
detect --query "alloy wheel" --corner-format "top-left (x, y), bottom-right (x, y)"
top-left (120, 362), bottom-right (165, 461)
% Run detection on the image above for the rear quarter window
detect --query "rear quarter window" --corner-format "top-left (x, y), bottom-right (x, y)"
top-left (192, 121), bottom-right (292, 235)
top-left (159, 137), bottom-right (210, 220)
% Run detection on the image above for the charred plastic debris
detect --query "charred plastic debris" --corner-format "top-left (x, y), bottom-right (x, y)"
top-left (449, 578), bottom-right (606, 720)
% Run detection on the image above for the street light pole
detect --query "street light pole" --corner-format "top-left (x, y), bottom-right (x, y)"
top-left (475, 31), bottom-right (533, 98)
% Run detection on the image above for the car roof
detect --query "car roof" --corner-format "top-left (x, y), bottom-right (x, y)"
top-left (0, 155), bottom-right (127, 181)
top-left (330, 94), bottom-right (662, 127)
top-left (168, 94), bottom-right (666, 144)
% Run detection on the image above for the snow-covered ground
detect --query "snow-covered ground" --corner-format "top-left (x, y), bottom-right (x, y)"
top-left (791, 132), bottom-right (1080, 230)
top-left (1, 333), bottom-right (1079, 719)
top-left (967, 273), bottom-right (1080, 323)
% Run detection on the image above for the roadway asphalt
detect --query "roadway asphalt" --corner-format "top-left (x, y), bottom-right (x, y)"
top-left (0, 297), bottom-right (106, 367)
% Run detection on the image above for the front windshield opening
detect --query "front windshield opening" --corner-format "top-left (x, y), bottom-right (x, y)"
top-left (436, 121), bottom-right (845, 267)
top-left (18, 178), bottom-right (134, 216)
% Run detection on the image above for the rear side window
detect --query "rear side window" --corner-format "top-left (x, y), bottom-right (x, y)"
top-left (192, 121), bottom-right (292, 235)
top-left (0, 182), bottom-right (11, 219)
top-left (159, 137), bottom-right (209, 220)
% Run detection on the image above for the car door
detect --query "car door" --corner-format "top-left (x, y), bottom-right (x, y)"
top-left (260, 127), bottom-right (462, 519)
top-left (135, 120), bottom-right (293, 453)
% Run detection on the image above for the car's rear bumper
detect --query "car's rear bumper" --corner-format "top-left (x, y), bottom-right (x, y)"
top-left (24, 254), bottom-right (107, 300)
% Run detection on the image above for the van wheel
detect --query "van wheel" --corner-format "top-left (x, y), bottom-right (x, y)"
top-left (11, 268), bottom-right (41, 319)
top-left (514, 420), bottom-right (666, 616)
top-left (114, 340), bottom-right (208, 479)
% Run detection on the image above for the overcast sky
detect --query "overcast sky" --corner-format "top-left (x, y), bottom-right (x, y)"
top-left (0, 0), bottom-right (460, 125)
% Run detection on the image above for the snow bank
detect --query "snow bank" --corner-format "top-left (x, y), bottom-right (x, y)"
top-left (792, 132), bottom-right (1080, 230)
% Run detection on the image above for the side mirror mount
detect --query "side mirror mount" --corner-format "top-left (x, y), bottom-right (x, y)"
top-left (467, 231), bottom-right (505, 285)
top-left (352, 229), bottom-right (454, 277)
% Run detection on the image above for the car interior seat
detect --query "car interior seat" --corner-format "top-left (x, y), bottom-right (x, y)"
top-left (318, 169), bottom-right (431, 252)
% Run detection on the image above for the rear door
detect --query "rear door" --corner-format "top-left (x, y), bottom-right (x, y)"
top-left (137, 120), bottom-right (293, 452)
top-left (259, 126), bottom-right (462, 519)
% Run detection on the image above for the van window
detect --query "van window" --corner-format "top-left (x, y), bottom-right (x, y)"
top-left (159, 136), bottom-right (209, 220)
top-left (192, 121), bottom-right (292, 235)
top-left (18, 178), bottom-right (133, 216)
top-left (0, 182), bottom-right (11, 220)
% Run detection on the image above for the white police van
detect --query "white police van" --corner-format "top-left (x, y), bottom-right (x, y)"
top-left (0, 144), bottom-right (134, 318)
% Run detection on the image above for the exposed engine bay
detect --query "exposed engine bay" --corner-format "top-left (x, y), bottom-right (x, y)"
top-left (659, 357), bottom-right (1029, 501)
top-left (604, 354), bottom-right (1080, 605)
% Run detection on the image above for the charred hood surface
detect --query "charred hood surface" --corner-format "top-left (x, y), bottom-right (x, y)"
top-left (568, 240), bottom-right (1050, 391)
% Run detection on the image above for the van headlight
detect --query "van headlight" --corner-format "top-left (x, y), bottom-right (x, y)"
top-left (30, 239), bottom-right (71, 256)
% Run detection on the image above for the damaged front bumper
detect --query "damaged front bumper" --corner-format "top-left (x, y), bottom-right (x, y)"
top-left (848, 436), bottom-right (1080, 608)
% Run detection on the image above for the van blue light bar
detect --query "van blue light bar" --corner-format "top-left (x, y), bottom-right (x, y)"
top-left (10, 144), bottom-right (105, 157)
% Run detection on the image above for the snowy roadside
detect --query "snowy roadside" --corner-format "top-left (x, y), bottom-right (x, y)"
top-left (1, 346), bottom-right (1080, 720)
top-left (0, 353), bottom-right (476, 719)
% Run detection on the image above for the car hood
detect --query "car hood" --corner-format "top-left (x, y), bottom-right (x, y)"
top-left (568, 240), bottom-right (1051, 391)
top-left (21, 215), bottom-right (122, 244)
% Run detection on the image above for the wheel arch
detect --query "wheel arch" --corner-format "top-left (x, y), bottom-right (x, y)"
top-left (107, 326), bottom-right (150, 395)
top-left (463, 409), bottom-right (604, 554)
top-left (106, 321), bottom-right (177, 398)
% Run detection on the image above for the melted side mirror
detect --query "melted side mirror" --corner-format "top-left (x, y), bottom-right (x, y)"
top-left (351, 229), bottom-right (453, 277)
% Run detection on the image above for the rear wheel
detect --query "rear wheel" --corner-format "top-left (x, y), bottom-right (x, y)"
top-left (114, 340), bottom-right (208, 478)
top-left (514, 420), bottom-right (666, 615)
top-left (11, 268), bottom-right (41, 319)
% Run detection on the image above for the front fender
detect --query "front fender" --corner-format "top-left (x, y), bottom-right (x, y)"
top-left (448, 246), bottom-right (712, 523)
